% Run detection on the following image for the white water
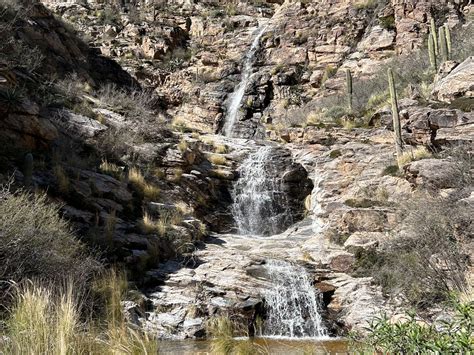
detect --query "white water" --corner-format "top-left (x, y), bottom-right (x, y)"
top-left (263, 260), bottom-right (328, 338)
top-left (223, 25), bottom-right (267, 137)
top-left (231, 146), bottom-right (284, 236)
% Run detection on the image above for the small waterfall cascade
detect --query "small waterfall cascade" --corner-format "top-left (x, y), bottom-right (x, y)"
top-left (263, 260), bottom-right (328, 338)
top-left (223, 25), bottom-right (267, 137)
top-left (231, 146), bottom-right (289, 236)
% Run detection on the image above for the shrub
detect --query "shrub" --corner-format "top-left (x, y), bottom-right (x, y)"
top-left (0, 187), bottom-right (100, 293)
top-left (382, 164), bottom-right (399, 176)
top-left (96, 84), bottom-right (157, 121)
top-left (356, 299), bottom-right (474, 353)
top-left (357, 193), bottom-right (470, 307)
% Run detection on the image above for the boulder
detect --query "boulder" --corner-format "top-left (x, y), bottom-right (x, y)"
top-left (432, 57), bottom-right (474, 104)
top-left (405, 159), bottom-right (464, 189)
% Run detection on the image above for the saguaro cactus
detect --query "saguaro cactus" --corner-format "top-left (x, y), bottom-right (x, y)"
top-left (428, 33), bottom-right (437, 71)
top-left (430, 18), bottom-right (438, 55)
top-left (387, 69), bottom-right (403, 166)
top-left (445, 24), bottom-right (452, 55)
top-left (439, 26), bottom-right (449, 63)
top-left (346, 69), bottom-right (353, 112)
top-left (23, 153), bottom-right (33, 188)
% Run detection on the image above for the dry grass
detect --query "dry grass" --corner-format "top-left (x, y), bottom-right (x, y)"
top-left (208, 154), bottom-right (227, 166)
top-left (206, 316), bottom-right (269, 355)
top-left (214, 144), bottom-right (228, 154)
top-left (175, 201), bottom-right (193, 215)
top-left (398, 146), bottom-right (432, 166)
top-left (140, 210), bottom-right (183, 236)
top-left (99, 159), bottom-right (123, 180)
top-left (1, 273), bottom-right (158, 354)
top-left (128, 167), bottom-right (160, 200)
top-left (177, 139), bottom-right (188, 152)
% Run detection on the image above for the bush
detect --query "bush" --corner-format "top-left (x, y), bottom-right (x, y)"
top-left (0, 186), bottom-right (100, 287)
top-left (357, 193), bottom-right (470, 308)
top-left (356, 299), bottom-right (474, 353)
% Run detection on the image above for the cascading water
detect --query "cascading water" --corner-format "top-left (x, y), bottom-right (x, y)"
top-left (231, 146), bottom-right (290, 236)
top-left (223, 25), bottom-right (267, 137)
top-left (263, 260), bottom-right (328, 338)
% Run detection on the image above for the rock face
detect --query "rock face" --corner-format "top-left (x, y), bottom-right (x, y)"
top-left (432, 57), bottom-right (474, 105)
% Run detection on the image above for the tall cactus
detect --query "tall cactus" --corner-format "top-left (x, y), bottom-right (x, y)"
top-left (444, 24), bottom-right (452, 55)
top-left (430, 18), bottom-right (438, 55)
top-left (439, 26), bottom-right (449, 63)
top-left (428, 33), bottom-right (437, 71)
top-left (23, 153), bottom-right (33, 188)
top-left (346, 69), bottom-right (353, 112)
top-left (387, 69), bottom-right (403, 166)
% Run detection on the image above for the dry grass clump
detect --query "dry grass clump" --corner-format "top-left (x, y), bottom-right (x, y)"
top-left (398, 146), bottom-right (432, 166)
top-left (214, 144), bottom-right (228, 154)
top-left (99, 159), bottom-right (123, 180)
top-left (208, 154), bottom-right (227, 166)
top-left (206, 316), bottom-right (269, 355)
top-left (140, 210), bottom-right (183, 236)
top-left (177, 139), bottom-right (188, 152)
top-left (128, 167), bottom-right (160, 200)
top-left (175, 201), bottom-right (193, 215)
top-left (1, 272), bottom-right (158, 354)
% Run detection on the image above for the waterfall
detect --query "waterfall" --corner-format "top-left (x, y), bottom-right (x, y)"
top-left (223, 25), bottom-right (267, 137)
top-left (231, 146), bottom-right (290, 236)
top-left (263, 260), bottom-right (328, 338)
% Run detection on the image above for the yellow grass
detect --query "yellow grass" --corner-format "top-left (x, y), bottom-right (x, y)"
top-left (2, 276), bottom-right (158, 354)
top-left (208, 154), bottom-right (227, 165)
top-left (398, 146), bottom-right (432, 166)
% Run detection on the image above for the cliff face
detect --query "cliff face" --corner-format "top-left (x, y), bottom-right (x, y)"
top-left (1, 0), bottom-right (472, 341)
top-left (41, 0), bottom-right (470, 135)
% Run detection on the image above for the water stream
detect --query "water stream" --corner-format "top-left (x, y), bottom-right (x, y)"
top-left (231, 146), bottom-right (290, 236)
top-left (263, 260), bottom-right (328, 338)
top-left (222, 25), bottom-right (267, 137)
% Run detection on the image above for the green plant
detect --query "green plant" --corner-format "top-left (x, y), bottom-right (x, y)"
top-left (428, 32), bottom-right (437, 71)
top-left (387, 68), bottom-right (403, 168)
top-left (381, 164), bottom-right (399, 176)
top-left (445, 24), bottom-right (452, 55)
top-left (356, 299), bottom-right (474, 353)
top-left (0, 187), bottom-right (100, 288)
top-left (329, 149), bottom-right (342, 159)
top-left (439, 25), bottom-right (449, 63)
top-left (430, 18), bottom-right (438, 55)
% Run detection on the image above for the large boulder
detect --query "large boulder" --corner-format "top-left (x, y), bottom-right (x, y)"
top-left (432, 57), bottom-right (474, 105)
top-left (405, 158), bottom-right (465, 189)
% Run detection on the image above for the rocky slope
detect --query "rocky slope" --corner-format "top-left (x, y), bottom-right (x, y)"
top-left (1, 0), bottom-right (472, 341)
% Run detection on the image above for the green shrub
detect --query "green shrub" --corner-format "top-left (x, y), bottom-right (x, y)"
top-left (0, 187), bottom-right (100, 287)
top-left (329, 149), bottom-right (342, 159)
top-left (355, 299), bottom-right (474, 353)
top-left (382, 164), bottom-right (399, 176)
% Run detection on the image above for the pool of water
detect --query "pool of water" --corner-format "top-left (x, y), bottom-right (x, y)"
top-left (158, 338), bottom-right (349, 354)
